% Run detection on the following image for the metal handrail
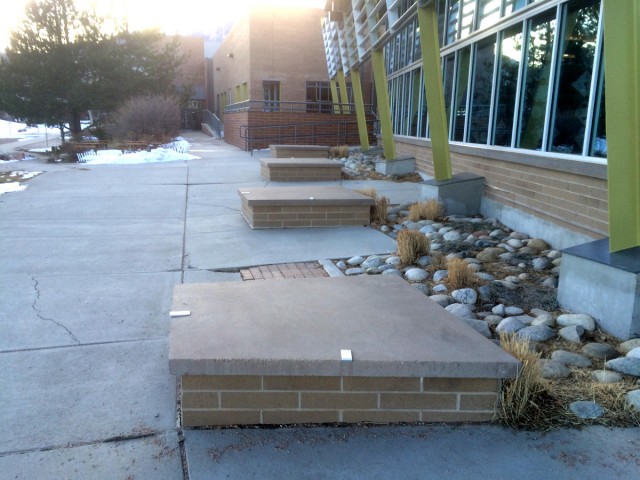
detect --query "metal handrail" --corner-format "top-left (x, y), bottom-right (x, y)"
top-left (225, 99), bottom-right (376, 115)
top-left (239, 118), bottom-right (377, 152)
top-left (202, 110), bottom-right (223, 137)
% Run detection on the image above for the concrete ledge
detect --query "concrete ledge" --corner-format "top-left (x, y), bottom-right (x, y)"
top-left (558, 238), bottom-right (640, 339)
top-left (421, 172), bottom-right (484, 216)
top-left (270, 145), bottom-right (331, 158)
top-left (260, 158), bottom-right (343, 182)
top-left (238, 186), bottom-right (374, 229)
top-left (169, 276), bottom-right (519, 427)
top-left (375, 156), bottom-right (415, 176)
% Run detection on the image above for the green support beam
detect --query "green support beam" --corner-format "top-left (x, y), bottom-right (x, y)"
top-left (417, 4), bottom-right (452, 181)
top-left (337, 69), bottom-right (349, 114)
top-left (372, 48), bottom-right (396, 160)
top-left (350, 68), bottom-right (370, 151)
top-left (329, 79), bottom-right (341, 114)
top-left (603, 0), bottom-right (640, 252)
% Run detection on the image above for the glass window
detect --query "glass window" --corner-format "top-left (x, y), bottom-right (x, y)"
top-left (460, 0), bottom-right (477, 39)
top-left (453, 46), bottom-right (471, 141)
top-left (478, 0), bottom-right (501, 30)
top-left (493, 24), bottom-right (523, 146)
top-left (442, 54), bottom-right (456, 131)
top-left (447, 0), bottom-right (460, 44)
top-left (517, 11), bottom-right (556, 150)
top-left (504, 0), bottom-right (529, 16)
top-left (549, 0), bottom-right (600, 154)
top-left (469, 36), bottom-right (497, 144)
top-left (590, 55), bottom-right (606, 157)
top-left (437, 0), bottom-right (446, 48)
top-left (263, 80), bottom-right (280, 112)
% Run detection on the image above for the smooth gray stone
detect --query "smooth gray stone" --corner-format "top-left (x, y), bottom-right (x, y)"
top-left (558, 325), bottom-right (585, 344)
top-left (361, 255), bottom-right (386, 269)
top-left (516, 325), bottom-right (556, 342)
top-left (619, 339), bottom-right (640, 354)
top-left (569, 401), bottom-right (604, 419)
top-left (347, 256), bottom-right (365, 266)
top-left (540, 359), bottom-right (571, 379)
top-left (582, 343), bottom-right (619, 360)
top-left (381, 268), bottom-right (403, 276)
top-left (451, 288), bottom-right (478, 305)
top-left (445, 303), bottom-right (476, 320)
top-left (412, 283), bottom-right (430, 295)
top-left (592, 370), bottom-right (622, 383)
top-left (404, 268), bottom-right (429, 282)
top-left (504, 306), bottom-right (524, 316)
top-left (495, 317), bottom-right (526, 334)
top-left (557, 313), bottom-right (596, 332)
top-left (429, 295), bottom-right (453, 308)
top-left (551, 350), bottom-right (592, 368)
top-left (627, 347), bottom-right (640, 359)
top-left (345, 268), bottom-right (364, 276)
top-left (432, 270), bottom-right (449, 282)
top-left (531, 313), bottom-right (555, 327)
top-left (606, 357), bottom-right (640, 377)
top-left (462, 318), bottom-right (492, 338)
top-left (626, 390), bottom-right (640, 410)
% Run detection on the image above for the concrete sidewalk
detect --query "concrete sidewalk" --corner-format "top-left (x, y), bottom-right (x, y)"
top-left (0, 131), bottom-right (638, 479)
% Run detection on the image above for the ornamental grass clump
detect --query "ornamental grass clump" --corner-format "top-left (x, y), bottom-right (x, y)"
top-left (397, 230), bottom-right (430, 264)
top-left (496, 333), bottom-right (546, 428)
top-left (357, 188), bottom-right (389, 224)
top-left (408, 199), bottom-right (444, 221)
top-left (331, 144), bottom-right (349, 158)
top-left (446, 257), bottom-right (477, 290)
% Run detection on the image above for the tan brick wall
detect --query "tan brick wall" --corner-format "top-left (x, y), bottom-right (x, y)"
top-left (395, 138), bottom-right (608, 239)
top-left (224, 111), bottom-right (374, 151)
top-left (180, 375), bottom-right (499, 427)
top-left (262, 165), bottom-right (342, 182)
top-left (242, 203), bottom-right (371, 229)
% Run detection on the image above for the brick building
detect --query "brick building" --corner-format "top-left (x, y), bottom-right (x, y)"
top-left (211, 5), bottom-right (376, 151)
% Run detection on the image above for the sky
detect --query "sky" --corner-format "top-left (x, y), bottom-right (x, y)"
top-left (0, 0), bottom-right (326, 52)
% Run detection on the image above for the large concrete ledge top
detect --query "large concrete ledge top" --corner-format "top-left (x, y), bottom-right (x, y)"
top-left (238, 186), bottom-right (375, 206)
top-left (270, 145), bottom-right (331, 151)
top-left (169, 275), bottom-right (519, 378)
top-left (260, 158), bottom-right (343, 167)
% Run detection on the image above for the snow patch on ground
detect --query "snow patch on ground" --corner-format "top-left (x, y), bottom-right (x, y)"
top-left (77, 137), bottom-right (199, 165)
top-left (0, 170), bottom-right (43, 196)
top-left (0, 120), bottom-right (59, 139)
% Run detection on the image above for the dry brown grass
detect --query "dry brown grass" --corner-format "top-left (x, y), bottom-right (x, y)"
top-left (397, 230), bottom-right (431, 264)
top-left (357, 188), bottom-right (389, 224)
top-left (356, 188), bottom-right (378, 199)
top-left (331, 144), bottom-right (349, 158)
top-left (496, 334), bottom-right (640, 430)
top-left (495, 334), bottom-right (546, 428)
top-left (445, 258), bottom-right (478, 290)
top-left (408, 200), bottom-right (444, 222)
top-left (372, 196), bottom-right (389, 225)
top-left (429, 251), bottom-right (446, 270)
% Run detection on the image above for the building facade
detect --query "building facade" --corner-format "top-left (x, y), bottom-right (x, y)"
top-left (322, 0), bottom-right (612, 248)
top-left (213, 6), bottom-right (375, 151)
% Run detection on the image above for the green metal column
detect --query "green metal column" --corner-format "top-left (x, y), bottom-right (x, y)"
top-left (372, 48), bottom-right (396, 160)
top-left (337, 69), bottom-right (349, 114)
top-left (350, 67), bottom-right (370, 151)
top-left (603, 0), bottom-right (640, 252)
top-left (329, 79), bottom-right (341, 114)
top-left (418, 4), bottom-right (452, 181)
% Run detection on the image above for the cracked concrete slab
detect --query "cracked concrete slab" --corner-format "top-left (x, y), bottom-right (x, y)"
top-left (185, 227), bottom-right (397, 270)
top-left (0, 432), bottom-right (183, 480)
top-left (0, 272), bottom-right (180, 351)
top-left (0, 233), bottom-right (184, 275)
top-left (0, 339), bottom-right (175, 454)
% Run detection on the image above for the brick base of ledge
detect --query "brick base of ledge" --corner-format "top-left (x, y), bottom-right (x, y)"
top-left (179, 375), bottom-right (500, 427)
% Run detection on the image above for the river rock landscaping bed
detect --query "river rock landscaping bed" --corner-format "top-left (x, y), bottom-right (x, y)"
top-left (329, 199), bottom-right (640, 429)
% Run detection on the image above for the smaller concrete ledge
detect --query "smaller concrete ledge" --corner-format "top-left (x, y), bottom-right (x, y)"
top-left (260, 157), bottom-right (343, 182)
top-left (238, 186), bottom-right (374, 229)
top-left (375, 156), bottom-right (415, 176)
top-left (421, 172), bottom-right (485, 216)
top-left (270, 144), bottom-right (331, 158)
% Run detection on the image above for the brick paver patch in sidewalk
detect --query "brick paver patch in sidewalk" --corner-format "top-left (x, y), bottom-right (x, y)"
top-left (240, 262), bottom-right (329, 281)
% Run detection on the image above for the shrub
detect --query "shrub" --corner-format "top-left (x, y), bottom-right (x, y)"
top-left (397, 230), bottom-right (430, 264)
top-left (107, 94), bottom-right (181, 143)
top-left (408, 200), bottom-right (444, 221)
top-left (430, 251), bottom-right (446, 270)
top-left (372, 195), bottom-right (389, 225)
top-left (446, 258), bottom-right (477, 290)
top-left (496, 334), bottom-right (545, 427)
top-left (331, 144), bottom-right (349, 158)
top-left (357, 188), bottom-right (389, 224)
